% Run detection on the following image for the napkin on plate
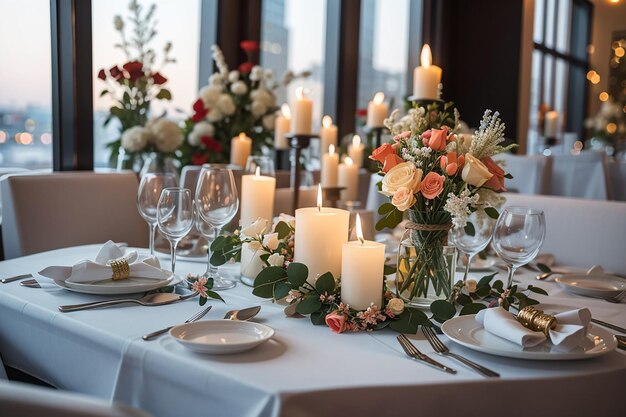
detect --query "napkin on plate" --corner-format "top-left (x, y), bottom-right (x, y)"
top-left (475, 307), bottom-right (592, 351)
top-left (38, 241), bottom-right (170, 283)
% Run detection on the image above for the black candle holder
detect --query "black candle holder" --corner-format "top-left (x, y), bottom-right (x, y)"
top-left (285, 133), bottom-right (317, 212)
top-left (321, 186), bottom-right (346, 208)
top-left (275, 149), bottom-right (291, 171)
top-left (363, 126), bottom-right (386, 150)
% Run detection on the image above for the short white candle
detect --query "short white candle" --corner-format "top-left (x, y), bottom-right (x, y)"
top-left (240, 167), bottom-right (276, 227)
top-left (321, 144), bottom-right (339, 188)
top-left (320, 115), bottom-right (338, 155)
top-left (348, 135), bottom-right (365, 168)
top-left (230, 132), bottom-right (252, 168)
top-left (340, 214), bottom-right (385, 311)
top-left (274, 104), bottom-right (291, 150)
top-left (413, 44), bottom-right (442, 100)
top-left (366, 92), bottom-right (389, 128)
top-left (338, 156), bottom-right (359, 201)
top-left (294, 185), bottom-right (350, 285)
top-left (544, 111), bottom-right (558, 138)
top-left (293, 87), bottom-right (313, 135)
top-left (240, 242), bottom-right (267, 280)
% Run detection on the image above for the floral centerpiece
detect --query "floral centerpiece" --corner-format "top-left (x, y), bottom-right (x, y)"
top-left (97, 0), bottom-right (181, 170)
top-left (371, 103), bottom-right (514, 307)
top-left (179, 42), bottom-right (309, 166)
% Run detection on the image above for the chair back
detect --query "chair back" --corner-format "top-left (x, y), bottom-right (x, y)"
top-left (549, 151), bottom-right (609, 200)
top-left (1, 172), bottom-right (148, 259)
top-left (495, 153), bottom-right (552, 195)
top-left (607, 159), bottom-right (626, 201)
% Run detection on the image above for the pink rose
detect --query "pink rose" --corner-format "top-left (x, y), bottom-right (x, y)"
top-left (481, 156), bottom-right (507, 191)
top-left (369, 143), bottom-right (395, 164)
top-left (382, 153), bottom-right (405, 173)
top-left (325, 311), bottom-right (347, 333)
top-left (393, 131), bottom-right (411, 142)
top-left (420, 172), bottom-right (446, 200)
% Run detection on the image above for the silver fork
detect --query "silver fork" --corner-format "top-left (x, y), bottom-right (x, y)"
top-left (396, 334), bottom-right (456, 374)
top-left (142, 305), bottom-right (213, 340)
top-left (421, 326), bottom-right (499, 378)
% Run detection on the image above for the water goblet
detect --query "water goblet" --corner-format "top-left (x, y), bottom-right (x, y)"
top-left (492, 207), bottom-right (546, 288)
top-left (137, 173), bottom-right (178, 255)
top-left (195, 209), bottom-right (214, 279)
top-left (195, 166), bottom-right (239, 290)
top-left (157, 188), bottom-right (194, 274)
top-left (450, 209), bottom-right (497, 284)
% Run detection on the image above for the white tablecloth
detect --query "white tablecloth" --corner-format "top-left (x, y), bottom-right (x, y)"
top-left (0, 245), bottom-right (624, 417)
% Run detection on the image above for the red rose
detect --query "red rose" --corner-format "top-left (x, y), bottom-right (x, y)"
top-left (355, 108), bottom-right (368, 117)
top-left (238, 62), bottom-right (254, 74)
top-left (152, 72), bottom-right (167, 85)
top-left (481, 156), bottom-right (507, 192)
top-left (123, 61), bottom-right (144, 82)
top-left (192, 99), bottom-right (208, 122)
top-left (201, 136), bottom-right (223, 153)
top-left (192, 153), bottom-right (208, 166)
top-left (109, 65), bottom-right (122, 80)
top-left (240, 40), bottom-right (259, 53)
top-left (97, 69), bottom-right (106, 80)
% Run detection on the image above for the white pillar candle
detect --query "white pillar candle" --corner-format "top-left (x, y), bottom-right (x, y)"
top-left (348, 135), bottom-right (365, 168)
top-left (366, 92), bottom-right (389, 128)
top-left (294, 185), bottom-right (350, 285)
top-left (544, 111), bottom-right (558, 138)
top-left (413, 44), bottom-right (442, 100)
top-left (240, 242), bottom-right (267, 280)
top-left (230, 132), bottom-right (252, 168)
top-left (338, 157), bottom-right (359, 201)
top-left (321, 144), bottom-right (339, 188)
top-left (293, 87), bottom-right (313, 135)
top-left (274, 104), bottom-right (291, 150)
top-left (240, 167), bottom-right (276, 227)
top-left (341, 214), bottom-right (385, 311)
top-left (320, 115), bottom-right (338, 155)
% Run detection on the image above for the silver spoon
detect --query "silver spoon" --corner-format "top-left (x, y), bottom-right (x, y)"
top-left (224, 305), bottom-right (261, 321)
top-left (536, 265), bottom-right (603, 280)
top-left (58, 292), bottom-right (198, 312)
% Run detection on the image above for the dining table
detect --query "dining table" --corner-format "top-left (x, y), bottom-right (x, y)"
top-left (0, 244), bottom-right (624, 417)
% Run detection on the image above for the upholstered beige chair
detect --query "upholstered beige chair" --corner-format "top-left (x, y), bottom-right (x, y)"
top-left (1, 172), bottom-right (148, 259)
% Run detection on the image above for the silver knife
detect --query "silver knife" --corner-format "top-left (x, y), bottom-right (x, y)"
top-left (142, 305), bottom-right (212, 340)
top-left (591, 318), bottom-right (626, 334)
top-left (1, 274), bottom-right (33, 284)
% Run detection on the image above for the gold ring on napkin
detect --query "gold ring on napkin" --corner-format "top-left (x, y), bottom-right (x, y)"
top-left (516, 306), bottom-right (557, 336)
top-left (109, 258), bottom-right (130, 281)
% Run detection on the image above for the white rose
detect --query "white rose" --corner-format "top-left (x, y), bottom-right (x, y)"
top-left (462, 154), bottom-right (493, 187)
top-left (248, 241), bottom-right (263, 251)
top-left (228, 70), bottom-right (240, 83)
top-left (387, 298), bottom-right (405, 315)
top-left (207, 108), bottom-right (224, 122)
top-left (120, 126), bottom-right (150, 152)
top-left (208, 73), bottom-right (222, 86)
top-left (250, 88), bottom-right (274, 106)
top-left (251, 100), bottom-right (267, 117)
top-left (230, 81), bottom-right (247, 95)
top-left (188, 122), bottom-right (215, 146)
top-left (381, 162), bottom-right (423, 197)
top-left (262, 114), bottom-right (275, 130)
top-left (262, 232), bottom-right (279, 251)
top-left (267, 253), bottom-right (284, 267)
top-left (391, 187), bottom-right (416, 212)
top-left (148, 119), bottom-right (183, 153)
top-left (250, 65), bottom-right (264, 81)
top-left (217, 94), bottom-right (236, 115)
top-left (241, 218), bottom-right (269, 238)
top-left (199, 85), bottom-right (221, 106)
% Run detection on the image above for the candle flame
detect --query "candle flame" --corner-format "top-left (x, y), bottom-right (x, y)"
top-left (322, 115), bottom-right (332, 128)
top-left (345, 156), bottom-right (353, 166)
top-left (281, 104), bottom-right (291, 119)
top-left (255, 166), bottom-right (260, 177)
top-left (352, 135), bottom-right (361, 147)
top-left (296, 86), bottom-right (310, 100)
top-left (373, 92), bottom-right (385, 105)
top-left (420, 44), bottom-right (432, 69)
top-left (317, 184), bottom-right (322, 211)
top-left (329, 144), bottom-right (335, 156)
top-left (356, 213), bottom-right (364, 245)
top-left (238, 132), bottom-right (246, 140)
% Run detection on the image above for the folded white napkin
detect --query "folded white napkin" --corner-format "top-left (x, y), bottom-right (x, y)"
top-left (476, 307), bottom-right (591, 351)
top-left (39, 241), bottom-right (170, 283)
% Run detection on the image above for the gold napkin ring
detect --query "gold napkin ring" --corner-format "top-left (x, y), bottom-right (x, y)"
top-left (516, 306), bottom-right (557, 336)
top-left (109, 258), bottom-right (130, 281)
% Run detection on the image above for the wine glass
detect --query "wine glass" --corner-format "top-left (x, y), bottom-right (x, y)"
top-left (492, 207), bottom-right (546, 288)
top-left (195, 166), bottom-right (239, 290)
top-left (137, 173), bottom-right (178, 254)
top-left (450, 210), bottom-right (497, 285)
top-left (245, 155), bottom-right (275, 176)
top-left (195, 208), bottom-right (214, 279)
top-left (156, 188), bottom-right (194, 274)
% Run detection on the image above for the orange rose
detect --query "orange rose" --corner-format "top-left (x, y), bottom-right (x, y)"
top-left (382, 153), bottom-right (405, 173)
top-left (423, 127), bottom-right (449, 151)
top-left (420, 172), bottom-right (446, 200)
top-left (369, 143), bottom-right (395, 164)
top-left (482, 156), bottom-right (507, 191)
top-left (440, 152), bottom-right (465, 176)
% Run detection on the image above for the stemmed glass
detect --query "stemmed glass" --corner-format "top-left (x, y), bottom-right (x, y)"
top-left (450, 210), bottom-right (496, 284)
top-left (137, 173), bottom-right (178, 254)
top-left (156, 187), bottom-right (194, 274)
top-left (195, 208), bottom-right (214, 279)
top-left (195, 166), bottom-right (239, 290)
top-left (492, 207), bottom-right (546, 288)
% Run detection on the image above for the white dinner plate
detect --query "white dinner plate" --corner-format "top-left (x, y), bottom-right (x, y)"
top-left (54, 272), bottom-right (182, 295)
top-left (170, 320), bottom-right (275, 354)
top-left (441, 314), bottom-right (616, 360)
top-left (555, 274), bottom-right (626, 299)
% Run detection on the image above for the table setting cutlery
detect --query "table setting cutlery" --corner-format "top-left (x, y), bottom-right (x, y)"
top-left (19, 279), bottom-right (41, 288)
top-left (58, 291), bottom-right (198, 312)
top-left (396, 334), bottom-right (457, 374)
top-left (143, 305), bottom-right (213, 340)
top-left (1, 273), bottom-right (33, 284)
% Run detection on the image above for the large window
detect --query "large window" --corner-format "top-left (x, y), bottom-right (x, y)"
top-left (0, 0), bottom-right (53, 169)
top-left (92, 0), bottom-right (201, 168)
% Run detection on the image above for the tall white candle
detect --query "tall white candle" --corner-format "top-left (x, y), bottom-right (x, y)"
top-left (274, 104), bottom-right (291, 150)
top-left (340, 214), bottom-right (385, 310)
top-left (293, 87), bottom-right (313, 135)
top-left (321, 144), bottom-right (339, 187)
top-left (230, 132), bottom-right (252, 168)
top-left (338, 156), bottom-right (359, 201)
top-left (366, 92), bottom-right (389, 128)
top-left (544, 111), bottom-right (558, 138)
top-left (294, 185), bottom-right (350, 285)
top-left (348, 135), bottom-right (365, 168)
top-left (240, 167), bottom-right (276, 227)
top-left (320, 115), bottom-right (338, 155)
top-left (413, 44), bottom-right (442, 100)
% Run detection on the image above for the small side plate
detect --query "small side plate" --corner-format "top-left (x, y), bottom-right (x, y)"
top-left (555, 274), bottom-right (626, 299)
top-left (170, 320), bottom-right (275, 354)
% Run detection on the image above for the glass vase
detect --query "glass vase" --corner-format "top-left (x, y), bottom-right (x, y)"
top-left (396, 211), bottom-right (456, 309)
top-left (140, 152), bottom-right (180, 181)
top-left (116, 149), bottom-right (144, 173)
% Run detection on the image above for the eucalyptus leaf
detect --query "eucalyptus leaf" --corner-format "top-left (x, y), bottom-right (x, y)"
top-left (156, 88), bottom-right (172, 100)
top-left (492, 280), bottom-right (504, 292)
top-left (310, 311), bottom-right (327, 325)
top-left (459, 303), bottom-right (487, 315)
top-left (474, 286), bottom-right (491, 298)
top-left (275, 221), bottom-right (292, 239)
top-left (287, 263), bottom-right (308, 287)
top-left (253, 267), bottom-right (287, 298)
top-left (430, 300), bottom-right (456, 322)
top-left (383, 264), bottom-right (397, 275)
top-left (378, 203), bottom-right (395, 215)
top-left (284, 303), bottom-right (299, 317)
top-left (464, 222), bottom-right (476, 236)
top-left (527, 286), bottom-right (549, 296)
top-left (273, 282), bottom-right (292, 300)
top-left (206, 290), bottom-right (224, 303)
top-left (389, 308), bottom-right (429, 334)
top-left (478, 272), bottom-right (497, 288)
top-left (536, 263), bottom-right (552, 273)
top-left (456, 293), bottom-right (472, 306)
top-left (315, 272), bottom-right (335, 294)
top-left (295, 295), bottom-right (322, 315)
top-left (484, 207), bottom-right (500, 219)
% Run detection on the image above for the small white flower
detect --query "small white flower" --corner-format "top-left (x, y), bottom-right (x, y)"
top-left (251, 100), bottom-right (267, 117)
top-left (285, 289), bottom-right (302, 303)
top-left (262, 233), bottom-right (279, 251)
top-left (199, 85), bottom-right (221, 106)
top-left (147, 119), bottom-right (183, 153)
top-left (465, 279), bottom-right (478, 293)
top-left (207, 108), bottom-right (224, 122)
top-left (267, 253), bottom-right (284, 267)
top-left (208, 73), bottom-right (223, 86)
top-left (188, 122), bottom-right (215, 146)
top-left (241, 218), bottom-right (269, 238)
top-left (228, 70), bottom-right (240, 83)
top-left (250, 65), bottom-right (264, 81)
top-left (230, 81), bottom-right (248, 95)
top-left (121, 126), bottom-right (150, 152)
top-left (217, 94), bottom-right (236, 115)
top-left (387, 298), bottom-right (405, 315)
